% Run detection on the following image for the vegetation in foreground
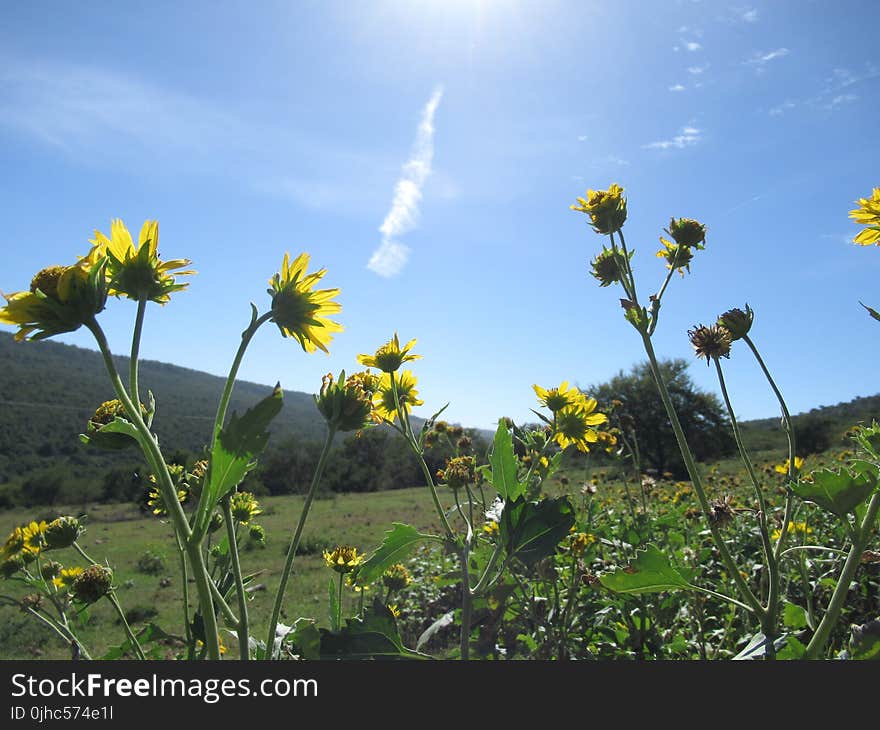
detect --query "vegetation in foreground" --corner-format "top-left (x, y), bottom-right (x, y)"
top-left (1, 185), bottom-right (879, 660)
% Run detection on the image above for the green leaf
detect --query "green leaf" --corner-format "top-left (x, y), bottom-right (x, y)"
top-left (290, 618), bottom-right (321, 660)
top-left (319, 600), bottom-right (429, 660)
top-left (207, 384), bottom-right (283, 510)
top-left (600, 544), bottom-right (695, 595)
top-left (850, 619), bottom-right (880, 660)
top-left (500, 496), bottom-right (575, 567)
top-left (80, 416), bottom-right (143, 451)
top-left (782, 601), bottom-right (808, 630)
top-left (328, 576), bottom-right (340, 632)
top-left (100, 622), bottom-right (177, 660)
top-left (791, 461), bottom-right (878, 518)
top-left (489, 420), bottom-right (524, 501)
top-left (860, 301), bottom-right (880, 322)
top-left (777, 636), bottom-right (807, 660)
top-left (355, 523), bottom-right (442, 585)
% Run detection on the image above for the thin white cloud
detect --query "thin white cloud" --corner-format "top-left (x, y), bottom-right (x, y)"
top-left (642, 125), bottom-right (702, 150)
top-left (669, 84), bottom-right (686, 92)
top-left (742, 8), bottom-right (759, 23)
top-left (368, 86), bottom-right (443, 278)
top-left (745, 48), bottom-right (790, 68)
top-left (769, 100), bottom-right (797, 116)
top-left (825, 93), bottom-right (858, 109)
top-left (577, 135), bottom-right (588, 142)
top-left (687, 64), bottom-right (709, 75)
top-left (685, 41), bottom-right (702, 52)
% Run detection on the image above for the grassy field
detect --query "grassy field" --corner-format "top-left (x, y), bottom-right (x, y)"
top-left (0, 487), bottom-right (450, 660)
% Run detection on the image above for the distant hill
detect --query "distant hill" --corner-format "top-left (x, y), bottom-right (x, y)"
top-left (0, 331), bottom-right (327, 486)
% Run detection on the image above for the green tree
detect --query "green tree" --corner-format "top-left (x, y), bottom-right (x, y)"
top-left (591, 359), bottom-right (735, 477)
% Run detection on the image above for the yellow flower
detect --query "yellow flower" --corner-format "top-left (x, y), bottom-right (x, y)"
top-left (146, 481), bottom-right (188, 516)
top-left (533, 381), bottom-right (583, 413)
top-left (323, 545), bottom-right (365, 574)
top-left (0, 250), bottom-right (108, 341)
top-left (553, 399), bottom-right (608, 453)
top-left (482, 521), bottom-right (499, 537)
top-left (382, 564), bottom-right (412, 591)
top-left (229, 491), bottom-right (261, 524)
top-left (90, 219), bottom-right (194, 304)
top-left (774, 457), bottom-right (805, 475)
top-left (387, 604), bottom-right (401, 618)
top-left (357, 333), bottom-right (421, 373)
top-left (570, 532), bottom-right (596, 556)
top-left (771, 521), bottom-right (813, 542)
top-left (850, 187), bottom-right (880, 245)
top-left (373, 370), bottom-right (424, 423)
top-left (656, 237), bottom-right (694, 276)
top-left (570, 183), bottom-right (627, 234)
top-left (268, 252), bottom-right (342, 354)
top-left (53, 566), bottom-right (84, 591)
top-left (22, 521), bottom-right (48, 555)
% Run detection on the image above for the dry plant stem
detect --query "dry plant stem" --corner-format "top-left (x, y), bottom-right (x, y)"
top-left (85, 318), bottom-right (221, 659)
top-left (265, 426), bottom-right (336, 658)
top-left (804, 490), bottom-right (880, 658)
top-left (222, 501), bottom-right (249, 659)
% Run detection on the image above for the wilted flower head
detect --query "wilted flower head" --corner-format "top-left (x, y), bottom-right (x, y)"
top-left (229, 491), bottom-right (261, 524)
top-left (437, 456), bottom-right (477, 491)
top-left (40, 560), bottom-right (62, 581)
top-left (688, 324), bottom-right (732, 364)
top-left (571, 184), bottom-right (628, 234)
top-left (665, 217), bottom-right (707, 248)
top-left (849, 187), bottom-right (880, 246)
top-left (708, 495), bottom-right (735, 527)
top-left (717, 304), bottom-right (754, 341)
top-left (90, 219), bottom-right (194, 304)
top-left (44, 517), bottom-right (82, 550)
top-left (323, 545), bottom-right (365, 574)
top-left (72, 564), bottom-right (113, 603)
top-left (268, 252), bottom-right (342, 354)
top-left (357, 333), bottom-right (421, 373)
top-left (590, 246), bottom-right (632, 287)
top-left (20, 593), bottom-right (43, 613)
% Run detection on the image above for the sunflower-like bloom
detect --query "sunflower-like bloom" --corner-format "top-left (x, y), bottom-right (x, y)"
top-left (382, 563), bottom-right (412, 591)
top-left (570, 532), bottom-right (596, 557)
top-left (53, 566), bottom-right (84, 591)
top-left (688, 323), bottom-right (732, 364)
top-left (590, 246), bottom-right (632, 287)
top-left (315, 370), bottom-right (376, 431)
top-left (267, 252), bottom-right (342, 354)
top-left (323, 545), bottom-right (365, 574)
top-left (437, 455), bottom-right (477, 491)
top-left (72, 564), bottom-right (113, 604)
top-left (373, 370), bottom-right (424, 423)
top-left (44, 517), bottom-right (82, 551)
top-left (146, 472), bottom-right (188, 517)
top-left (533, 381), bottom-right (584, 413)
top-left (552, 399), bottom-right (608, 453)
top-left (89, 219), bottom-right (194, 304)
top-left (656, 237), bottom-right (695, 276)
top-left (229, 491), bottom-right (262, 524)
top-left (850, 188), bottom-right (880, 246)
top-left (357, 333), bottom-right (421, 373)
top-left (22, 521), bottom-right (48, 555)
top-left (771, 520), bottom-right (813, 542)
top-left (570, 183), bottom-right (627, 234)
top-left (0, 248), bottom-right (108, 341)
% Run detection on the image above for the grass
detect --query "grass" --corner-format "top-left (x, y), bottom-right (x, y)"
top-left (0, 487), bottom-right (447, 660)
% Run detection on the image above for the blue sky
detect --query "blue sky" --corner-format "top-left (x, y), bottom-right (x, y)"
top-left (1, 0), bottom-right (878, 431)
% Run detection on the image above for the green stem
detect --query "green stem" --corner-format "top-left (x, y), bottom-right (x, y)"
top-left (107, 593), bottom-right (147, 660)
top-left (460, 544), bottom-right (472, 661)
top-left (640, 332), bottom-right (763, 616)
top-left (223, 501), bottom-right (249, 660)
top-left (27, 608), bottom-right (90, 658)
top-left (337, 572), bottom-right (344, 631)
top-left (177, 546), bottom-right (193, 655)
top-left (129, 297), bottom-right (147, 406)
top-left (85, 317), bottom-right (220, 659)
top-left (714, 360), bottom-right (776, 599)
top-left (208, 577), bottom-right (239, 626)
top-left (804, 490), bottom-right (880, 658)
top-left (472, 539), bottom-right (505, 595)
top-left (265, 427), bottom-right (336, 658)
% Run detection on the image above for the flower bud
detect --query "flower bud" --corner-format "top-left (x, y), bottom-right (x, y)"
top-left (44, 516), bottom-right (82, 550)
top-left (717, 304), bottom-right (753, 341)
top-left (72, 564), bottom-right (113, 604)
top-left (666, 217), bottom-right (707, 248)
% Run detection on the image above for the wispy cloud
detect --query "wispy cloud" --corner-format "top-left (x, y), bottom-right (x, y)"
top-left (745, 48), bottom-right (790, 71)
top-left (368, 87), bottom-right (443, 278)
top-left (767, 63), bottom-right (877, 116)
top-left (687, 64), bottom-right (709, 75)
top-left (669, 84), bottom-right (686, 92)
top-left (824, 93), bottom-right (858, 109)
top-left (643, 125), bottom-right (702, 151)
top-left (769, 100), bottom-right (797, 116)
top-left (685, 41), bottom-right (702, 52)
top-left (577, 135), bottom-right (588, 142)
top-left (741, 8), bottom-right (759, 23)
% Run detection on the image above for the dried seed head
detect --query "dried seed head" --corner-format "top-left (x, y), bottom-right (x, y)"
top-left (688, 323), bottom-right (732, 364)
